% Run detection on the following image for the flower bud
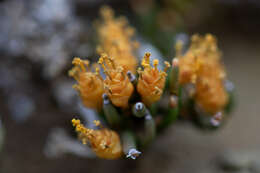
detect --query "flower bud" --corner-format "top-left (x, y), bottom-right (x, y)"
top-left (132, 102), bottom-right (147, 118)
top-left (137, 52), bottom-right (170, 106)
top-left (71, 119), bottom-right (123, 159)
top-left (69, 57), bottom-right (104, 110)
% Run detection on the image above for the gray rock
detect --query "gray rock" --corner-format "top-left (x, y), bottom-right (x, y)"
top-left (7, 93), bottom-right (36, 123)
top-left (44, 127), bottom-right (95, 158)
top-left (0, 0), bottom-right (92, 79)
top-left (77, 102), bottom-right (101, 129)
top-left (218, 150), bottom-right (260, 171)
top-left (52, 78), bottom-right (77, 112)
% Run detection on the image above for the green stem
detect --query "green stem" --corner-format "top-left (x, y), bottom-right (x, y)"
top-left (142, 113), bottom-right (156, 147)
top-left (122, 131), bottom-right (141, 160)
top-left (102, 94), bottom-right (121, 128)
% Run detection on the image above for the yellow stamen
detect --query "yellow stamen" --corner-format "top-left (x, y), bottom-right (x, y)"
top-left (137, 52), bottom-right (168, 106)
top-left (144, 52), bottom-right (151, 65)
top-left (163, 61), bottom-right (171, 72)
top-left (93, 120), bottom-right (101, 127)
top-left (153, 59), bottom-right (159, 69)
top-left (71, 118), bottom-right (123, 159)
top-left (69, 57), bottom-right (104, 110)
top-left (72, 57), bottom-right (89, 72)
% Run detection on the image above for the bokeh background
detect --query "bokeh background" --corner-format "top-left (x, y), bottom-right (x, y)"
top-left (0, 0), bottom-right (260, 172)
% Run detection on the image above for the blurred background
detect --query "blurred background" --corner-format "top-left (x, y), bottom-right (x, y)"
top-left (0, 0), bottom-right (260, 172)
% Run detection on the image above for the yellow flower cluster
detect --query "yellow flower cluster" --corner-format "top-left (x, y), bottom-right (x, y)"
top-left (137, 52), bottom-right (170, 106)
top-left (98, 54), bottom-right (134, 108)
top-left (96, 6), bottom-right (139, 74)
top-left (177, 34), bottom-right (228, 114)
top-left (70, 53), bottom-right (169, 159)
top-left (72, 119), bottom-right (123, 159)
top-left (70, 52), bottom-right (170, 110)
top-left (69, 58), bottom-right (104, 110)
top-left (68, 5), bottom-right (231, 159)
